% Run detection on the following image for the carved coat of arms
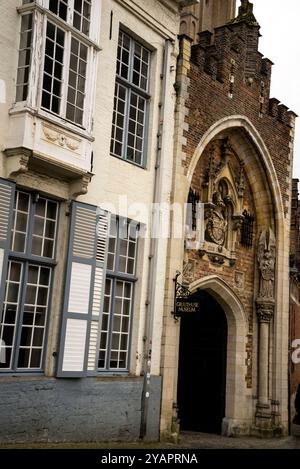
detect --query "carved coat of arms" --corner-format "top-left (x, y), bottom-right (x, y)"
top-left (205, 191), bottom-right (227, 246)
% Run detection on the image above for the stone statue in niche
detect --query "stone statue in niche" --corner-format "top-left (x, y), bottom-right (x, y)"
top-left (205, 190), bottom-right (227, 246)
top-left (259, 252), bottom-right (275, 298)
top-left (257, 228), bottom-right (276, 300)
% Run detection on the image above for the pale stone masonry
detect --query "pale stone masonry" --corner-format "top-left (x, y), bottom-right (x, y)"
top-left (0, 0), bottom-right (189, 442)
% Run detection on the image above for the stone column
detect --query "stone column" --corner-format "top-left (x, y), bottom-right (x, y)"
top-left (255, 302), bottom-right (274, 423)
top-left (254, 228), bottom-right (277, 436)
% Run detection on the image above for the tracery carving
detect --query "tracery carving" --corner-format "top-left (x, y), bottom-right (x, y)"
top-left (186, 137), bottom-right (254, 267)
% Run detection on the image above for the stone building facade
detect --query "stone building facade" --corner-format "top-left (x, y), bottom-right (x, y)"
top-left (160, 0), bottom-right (297, 438)
top-left (0, 0), bottom-right (192, 443)
top-left (0, 0), bottom-right (297, 444)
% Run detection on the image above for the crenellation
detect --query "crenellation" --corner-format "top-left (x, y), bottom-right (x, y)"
top-left (261, 57), bottom-right (273, 77)
top-left (277, 104), bottom-right (290, 125)
top-left (269, 98), bottom-right (281, 118)
top-left (188, 23), bottom-right (293, 133)
top-left (197, 30), bottom-right (213, 47)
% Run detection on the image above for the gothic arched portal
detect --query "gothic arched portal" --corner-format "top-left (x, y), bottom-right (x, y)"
top-left (177, 289), bottom-right (228, 434)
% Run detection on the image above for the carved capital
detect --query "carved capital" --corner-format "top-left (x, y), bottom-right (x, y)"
top-left (256, 300), bottom-right (275, 323)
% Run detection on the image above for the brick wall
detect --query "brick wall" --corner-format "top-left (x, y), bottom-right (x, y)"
top-left (290, 180), bottom-right (300, 415)
top-left (177, 19), bottom-right (295, 393)
top-left (182, 22), bottom-right (295, 216)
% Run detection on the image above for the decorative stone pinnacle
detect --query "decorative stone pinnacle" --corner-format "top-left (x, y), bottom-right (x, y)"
top-left (240, 0), bottom-right (253, 15)
top-left (228, 0), bottom-right (259, 27)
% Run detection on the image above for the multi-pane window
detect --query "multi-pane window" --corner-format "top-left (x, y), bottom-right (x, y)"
top-left (32, 197), bottom-right (58, 258)
top-left (0, 191), bottom-right (58, 372)
top-left (16, 14), bottom-right (33, 102)
top-left (17, 1), bottom-right (94, 128)
top-left (187, 188), bottom-right (200, 232)
top-left (48, 0), bottom-right (68, 21)
top-left (66, 38), bottom-right (88, 124)
top-left (48, 0), bottom-right (91, 34)
top-left (241, 210), bottom-right (255, 248)
top-left (73, 0), bottom-right (92, 35)
top-left (10, 191), bottom-right (30, 253)
top-left (98, 218), bottom-right (138, 371)
top-left (110, 31), bottom-right (151, 167)
top-left (42, 22), bottom-right (65, 115)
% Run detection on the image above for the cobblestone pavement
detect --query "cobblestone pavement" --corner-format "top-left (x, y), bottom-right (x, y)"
top-left (177, 431), bottom-right (300, 449)
top-left (0, 432), bottom-right (299, 449)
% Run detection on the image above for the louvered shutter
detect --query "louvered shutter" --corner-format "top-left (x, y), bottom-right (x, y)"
top-left (0, 178), bottom-right (15, 322)
top-left (57, 201), bottom-right (110, 377)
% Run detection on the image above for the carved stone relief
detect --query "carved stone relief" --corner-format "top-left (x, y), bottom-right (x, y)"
top-left (191, 138), bottom-right (248, 265)
top-left (235, 271), bottom-right (244, 289)
top-left (42, 123), bottom-right (81, 154)
top-left (205, 190), bottom-right (227, 246)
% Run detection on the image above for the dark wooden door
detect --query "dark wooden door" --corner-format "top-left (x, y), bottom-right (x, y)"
top-left (177, 291), bottom-right (227, 434)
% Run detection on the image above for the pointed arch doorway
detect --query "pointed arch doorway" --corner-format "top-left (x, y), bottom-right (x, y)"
top-left (177, 290), bottom-right (228, 434)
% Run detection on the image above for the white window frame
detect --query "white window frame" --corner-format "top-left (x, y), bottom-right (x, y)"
top-left (27, 0), bottom-right (101, 42)
top-left (110, 30), bottom-right (151, 168)
top-left (14, 0), bottom-right (101, 134)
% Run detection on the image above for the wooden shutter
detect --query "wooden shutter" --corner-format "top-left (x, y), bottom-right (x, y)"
top-left (57, 202), bottom-right (110, 377)
top-left (0, 178), bottom-right (15, 322)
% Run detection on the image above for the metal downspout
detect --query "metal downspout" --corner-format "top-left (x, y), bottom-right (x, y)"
top-left (140, 38), bottom-right (173, 440)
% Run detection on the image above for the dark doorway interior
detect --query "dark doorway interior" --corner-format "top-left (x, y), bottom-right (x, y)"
top-left (177, 290), bottom-right (228, 434)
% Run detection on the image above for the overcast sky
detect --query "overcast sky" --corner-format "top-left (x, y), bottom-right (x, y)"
top-left (250, 0), bottom-right (300, 179)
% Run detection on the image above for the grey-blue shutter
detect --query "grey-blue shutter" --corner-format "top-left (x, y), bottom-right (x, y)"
top-left (57, 201), bottom-right (110, 377)
top-left (0, 178), bottom-right (15, 322)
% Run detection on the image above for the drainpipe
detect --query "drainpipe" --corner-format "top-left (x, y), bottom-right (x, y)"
top-left (140, 38), bottom-right (174, 440)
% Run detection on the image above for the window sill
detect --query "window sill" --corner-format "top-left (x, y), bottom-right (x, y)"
top-left (0, 372), bottom-right (45, 380)
top-left (93, 373), bottom-right (141, 381)
top-left (110, 152), bottom-right (147, 171)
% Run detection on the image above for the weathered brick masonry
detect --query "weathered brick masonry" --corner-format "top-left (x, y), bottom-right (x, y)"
top-left (180, 19), bottom-right (295, 390)
top-left (184, 21), bottom-right (295, 213)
